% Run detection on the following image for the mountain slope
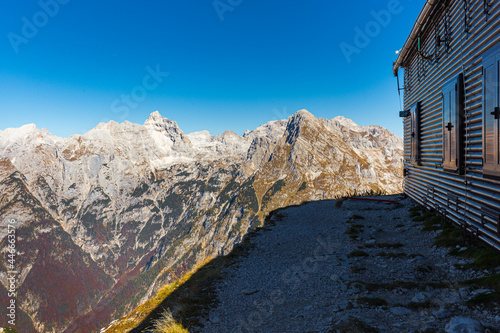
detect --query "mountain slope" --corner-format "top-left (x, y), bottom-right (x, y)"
top-left (0, 110), bottom-right (403, 332)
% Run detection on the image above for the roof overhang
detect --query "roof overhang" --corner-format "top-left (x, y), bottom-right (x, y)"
top-left (392, 0), bottom-right (440, 76)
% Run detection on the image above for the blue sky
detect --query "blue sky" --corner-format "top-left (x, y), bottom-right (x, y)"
top-left (0, 0), bottom-right (423, 138)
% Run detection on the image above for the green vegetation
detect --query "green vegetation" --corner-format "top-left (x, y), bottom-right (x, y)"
top-left (350, 265), bottom-right (367, 274)
top-left (329, 316), bottom-right (380, 333)
top-left (376, 251), bottom-right (406, 258)
top-left (363, 242), bottom-right (403, 249)
top-left (415, 265), bottom-right (433, 273)
top-left (353, 280), bottom-right (450, 291)
top-left (410, 206), bottom-right (500, 271)
top-left (345, 221), bottom-right (364, 240)
top-left (454, 247), bottom-right (500, 271)
top-left (405, 300), bottom-right (437, 310)
top-left (412, 210), bottom-right (442, 231)
top-left (462, 274), bottom-right (500, 307)
top-left (357, 296), bottom-right (388, 307)
top-left (466, 291), bottom-right (500, 307)
top-left (410, 205), bottom-right (500, 308)
top-left (217, 179), bottom-right (238, 203)
top-left (348, 250), bottom-right (369, 258)
top-left (237, 178), bottom-right (259, 213)
top-left (261, 179), bottom-right (286, 209)
top-left (297, 181), bottom-right (307, 192)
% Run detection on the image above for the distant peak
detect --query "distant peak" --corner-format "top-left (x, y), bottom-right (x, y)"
top-left (147, 111), bottom-right (163, 120)
top-left (144, 111), bottom-right (177, 128)
top-left (287, 109), bottom-right (317, 125)
top-left (294, 109), bottom-right (315, 118)
top-left (20, 123), bottom-right (38, 131)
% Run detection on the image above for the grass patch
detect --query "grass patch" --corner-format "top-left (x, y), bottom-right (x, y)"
top-left (462, 273), bottom-right (500, 307)
top-left (329, 316), bottom-right (380, 333)
top-left (409, 206), bottom-right (421, 218)
top-left (357, 297), bottom-right (388, 307)
top-left (377, 251), bottom-right (406, 258)
top-left (128, 238), bottom-right (256, 332)
top-left (151, 310), bottom-right (189, 333)
top-left (433, 222), bottom-right (500, 270)
top-left (350, 266), bottom-right (367, 274)
top-left (434, 226), bottom-right (463, 248)
top-left (458, 247), bottom-right (500, 270)
top-left (405, 300), bottom-right (437, 310)
top-left (463, 273), bottom-right (500, 290)
top-left (1, 328), bottom-right (19, 333)
top-left (412, 210), bottom-right (442, 231)
top-left (348, 250), bottom-right (369, 258)
top-left (354, 280), bottom-right (449, 292)
top-left (378, 242), bottom-right (403, 249)
top-left (103, 257), bottom-right (215, 333)
top-left (335, 198), bottom-right (346, 208)
top-left (466, 292), bottom-right (500, 307)
top-left (415, 265), bottom-right (433, 273)
top-left (365, 242), bottom-right (403, 249)
top-left (345, 224), bottom-right (364, 241)
top-left (412, 206), bottom-right (500, 271)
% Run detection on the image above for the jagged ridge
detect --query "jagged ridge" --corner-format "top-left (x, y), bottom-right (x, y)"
top-left (0, 110), bottom-right (403, 332)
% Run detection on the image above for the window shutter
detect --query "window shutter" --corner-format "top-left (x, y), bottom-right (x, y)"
top-left (410, 103), bottom-right (420, 166)
top-left (442, 74), bottom-right (464, 172)
top-left (483, 52), bottom-right (500, 176)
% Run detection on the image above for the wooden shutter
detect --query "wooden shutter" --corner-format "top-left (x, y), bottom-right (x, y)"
top-left (410, 103), bottom-right (420, 166)
top-left (483, 52), bottom-right (500, 176)
top-left (442, 74), bottom-right (464, 172)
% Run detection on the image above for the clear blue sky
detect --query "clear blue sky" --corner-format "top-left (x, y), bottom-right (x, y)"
top-left (0, 0), bottom-right (423, 138)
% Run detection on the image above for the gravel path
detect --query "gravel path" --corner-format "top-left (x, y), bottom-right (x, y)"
top-left (195, 195), bottom-right (500, 333)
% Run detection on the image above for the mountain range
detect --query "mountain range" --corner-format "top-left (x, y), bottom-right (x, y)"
top-left (0, 109), bottom-right (403, 332)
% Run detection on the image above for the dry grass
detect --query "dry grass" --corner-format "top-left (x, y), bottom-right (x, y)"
top-left (151, 310), bottom-right (188, 333)
top-left (102, 257), bottom-right (214, 333)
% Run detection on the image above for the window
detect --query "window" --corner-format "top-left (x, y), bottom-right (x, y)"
top-left (442, 74), bottom-right (464, 173)
top-left (483, 48), bottom-right (500, 176)
top-left (410, 102), bottom-right (420, 166)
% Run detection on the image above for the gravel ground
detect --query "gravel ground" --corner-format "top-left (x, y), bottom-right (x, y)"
top-left (194, 195), bottom-right (500, 333)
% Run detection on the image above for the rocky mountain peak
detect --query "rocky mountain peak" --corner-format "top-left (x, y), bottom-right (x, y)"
top-left (293, 109), bottom-right (315, 119)
top-left (144, 111), bottom-right (191, 146)
top-left (284, 109), bottom-right (318, 145)
top-left (144, 111), bottom-right (178, 130)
